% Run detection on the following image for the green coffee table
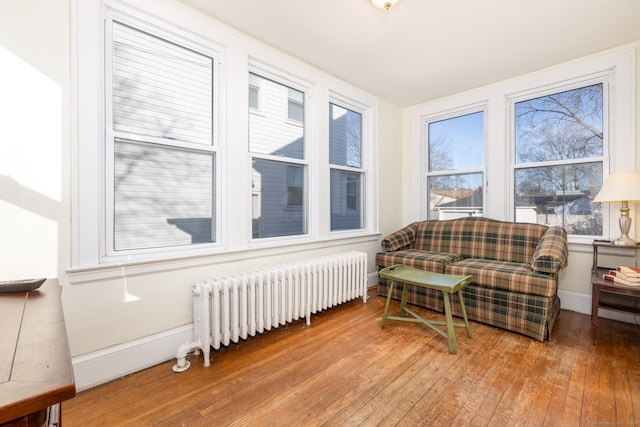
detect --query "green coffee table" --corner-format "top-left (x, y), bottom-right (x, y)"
top-left (379, 264), bottom-right (473, 354)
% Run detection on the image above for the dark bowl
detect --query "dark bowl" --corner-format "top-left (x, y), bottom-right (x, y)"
top-left (0, 278), bottom-right (47, 293)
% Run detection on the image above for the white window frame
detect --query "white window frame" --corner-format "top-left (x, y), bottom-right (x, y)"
top-left (103, 13), bottom-right (222, 260)
top-left (248, 66), bottom-right (311, 242)
top-left (421, 105), bottom-right (487, 220)
top-left (508, 76), bottom-right (609, 241)
top-left (328, 97), bottom-right (369, 232)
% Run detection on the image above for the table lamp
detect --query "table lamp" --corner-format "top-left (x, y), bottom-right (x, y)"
top-left (592, 170), bottom-right (640, 245)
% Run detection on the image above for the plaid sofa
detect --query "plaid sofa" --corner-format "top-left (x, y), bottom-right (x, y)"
top-left (376, 217), bottom-right (568, 341)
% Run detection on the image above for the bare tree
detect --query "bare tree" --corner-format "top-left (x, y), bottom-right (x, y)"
top-left (514, 84), bottom-right (603, 234)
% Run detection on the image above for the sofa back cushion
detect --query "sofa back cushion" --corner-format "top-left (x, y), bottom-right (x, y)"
top-left (414, 217), bottom-right (548, 264)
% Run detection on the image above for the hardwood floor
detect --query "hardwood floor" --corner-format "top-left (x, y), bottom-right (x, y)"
top-left (63, 288), bottom-right (640, 426)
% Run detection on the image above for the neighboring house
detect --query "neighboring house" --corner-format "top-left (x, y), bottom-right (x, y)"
top-left (431, 188), bottom-right (483, 220)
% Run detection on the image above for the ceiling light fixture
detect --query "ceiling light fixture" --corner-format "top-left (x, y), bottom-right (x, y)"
top-left (370, 0), bottom-right (401, 10)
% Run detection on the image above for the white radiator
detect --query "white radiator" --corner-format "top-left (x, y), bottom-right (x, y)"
top-left (173, 251), bottom-right (367, 371)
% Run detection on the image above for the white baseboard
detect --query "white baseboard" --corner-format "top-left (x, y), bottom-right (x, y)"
top-left (558, 289), bottom-right (639, 324)
top-left (72, 325), bottom-right (194, 392)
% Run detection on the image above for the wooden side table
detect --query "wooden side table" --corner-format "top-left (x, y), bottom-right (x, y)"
top-left (0, 279), bottom-right (76, 426)
top-left (591, 241), bottom-right (640, 344)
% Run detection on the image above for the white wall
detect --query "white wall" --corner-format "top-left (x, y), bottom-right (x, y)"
top-left (0, 1), bottom-right (70, 281)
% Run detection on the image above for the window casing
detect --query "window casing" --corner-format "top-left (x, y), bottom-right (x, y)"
top-left (512, 82), bottom-right (605, 236)
top-left (424, 110), bottom-right (485, 220)
top-left (329, 102), bottom-right (366, 231)
top-left (105, 19), bottom-right (218, 255)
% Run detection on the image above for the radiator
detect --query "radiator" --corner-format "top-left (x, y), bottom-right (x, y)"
top-left (173, 251), bottom-right (367, 372)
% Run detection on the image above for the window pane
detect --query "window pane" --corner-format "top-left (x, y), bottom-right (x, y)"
top-left (514, 162), bottom-right (602, 235)
top-left (252, 159), bottom-right (306, 238)
top-left (330, 170), bottom-right (363, 231)
top-left (428, 111), bottom-right (483, 172)
top-left (427, 173), bottom-right (483, 220)
top-left (329, 103), bottom-right (362, 168)
top-left (114, 139), bottom-right (214, 250)
top-left (112, 21), bottom-right (213, 145)
top-left (515, 84), bottom-right (603, 163)
top-left (249, 73), bottom-right (304, 159)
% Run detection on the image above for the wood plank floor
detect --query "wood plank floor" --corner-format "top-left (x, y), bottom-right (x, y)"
top-left (63, 288), bottom-right (640, 426)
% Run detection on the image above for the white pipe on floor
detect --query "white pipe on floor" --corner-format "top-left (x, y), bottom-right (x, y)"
top-left (172, 338), bottom-right (201, 373)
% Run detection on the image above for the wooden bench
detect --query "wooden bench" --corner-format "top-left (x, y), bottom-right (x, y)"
top-left (379, 264), bottom-right (472, 353)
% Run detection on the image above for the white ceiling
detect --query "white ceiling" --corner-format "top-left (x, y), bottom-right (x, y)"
top-left (178, 0), bottom-right (640, 107)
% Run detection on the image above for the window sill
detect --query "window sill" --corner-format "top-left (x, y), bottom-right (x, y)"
top-left (66, 233), bottom-right (380, 284)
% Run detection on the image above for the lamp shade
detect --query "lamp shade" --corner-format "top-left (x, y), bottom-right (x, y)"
top-left (592, 171), bottom-right (640, 203)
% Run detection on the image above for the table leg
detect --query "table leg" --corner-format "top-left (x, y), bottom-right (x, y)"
top-left (442, 292), bottom-right (458, 354)
top-left (399, 283), bottom-right (409, 317)
top-left (457, 290), bottom-right (472, 338)
top-left (381, 280), bottom-right (395, 329)
top-left (591, 284), bottom-right (599, 344)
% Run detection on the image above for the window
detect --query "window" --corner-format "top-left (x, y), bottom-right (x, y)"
top-left (425, 111), bottom-right (484, 220)
top-left (287, 165), bottom-right (304, 206)
top-left (248, 73), bottom-right (262, 111)
top-left (249, 72), bottom-right (307, 239)
top-left (329, 102), bottom-right (365, 231)
top-left (513, 83), bottom-right (604, 235)
top-left (287, 88), bottom-right (304, 122)
top-left (107, 20), bottom-right (216, 252)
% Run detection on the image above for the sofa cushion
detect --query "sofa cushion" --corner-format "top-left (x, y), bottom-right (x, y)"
top-left (414, 217), bottom-right (548, 264)
top-left (375, 249), bottom-right (464, 274)
top-left (445, 258), bottom-right (557, 298)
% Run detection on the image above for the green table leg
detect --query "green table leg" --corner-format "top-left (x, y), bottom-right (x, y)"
top-left (381, 281), bottom-right (395, 329)
top-left (458, 290), bottom-right (472, 338)
top-left (399, 283), bottom-right (409, 317)
top-left (442, 292), bottom-right (458, 354)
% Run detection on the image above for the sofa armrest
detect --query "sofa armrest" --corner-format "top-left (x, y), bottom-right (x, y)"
top-left (531, 226), bottom-right (568, 273)
top-left (381, 222), bottom-right (420, 252)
